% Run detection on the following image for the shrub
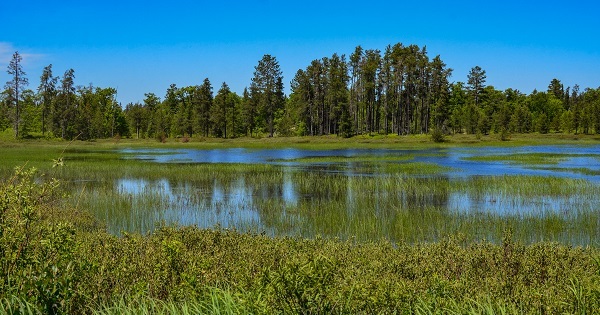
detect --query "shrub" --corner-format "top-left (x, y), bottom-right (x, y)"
top-left (431, 128), bottom-right (446, 143)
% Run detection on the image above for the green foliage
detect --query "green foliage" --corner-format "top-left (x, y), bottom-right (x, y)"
top-left (0, 167), bottom-right (82, 314)
top-left (430, 127), bottom-right (446, 142)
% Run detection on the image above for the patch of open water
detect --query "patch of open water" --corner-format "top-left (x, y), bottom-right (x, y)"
top-left (122, 145), bottom-right (600, 181)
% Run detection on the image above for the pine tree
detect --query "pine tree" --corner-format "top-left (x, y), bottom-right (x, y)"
top-left (211, 82), bottom-right (231, 138)
top-left (55, 69), bottom-right (76, 139)
top-left (548, 78), bottom-right (564, 100)
top-left (193, 79), bottom-right (213, 137)
top-left (250, 54), bottom-right (284, 137)
top-left (5, 51), bottom-right (29, 138)
top-left (467, 66), bottom-right (486, 107)
top-left (326, 53), bottom-right (350, 136)
top-left (143, 93), bottom-right (161, 137)
top-left (429, 55), bottom-right (452, 134)
top-left (240, 88), bottom-right (256, 136)
top-left (37, 64), bottom-right (57, 136)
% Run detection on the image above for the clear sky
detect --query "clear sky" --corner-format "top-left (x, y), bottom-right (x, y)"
top-left (1, 0), bottom-right (599, 105)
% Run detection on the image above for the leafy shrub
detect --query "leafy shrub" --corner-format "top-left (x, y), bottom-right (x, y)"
top-left (431, 127), bottom-right (446, 143)
top-left (0, 167), bottom-right (82, 314)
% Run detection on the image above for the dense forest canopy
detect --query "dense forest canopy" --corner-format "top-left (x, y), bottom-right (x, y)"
top-left (2, 44), bottom-right (600, 140)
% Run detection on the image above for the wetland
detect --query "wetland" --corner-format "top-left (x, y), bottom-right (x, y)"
top-left (45, 143), bottom-right (600, 245)
top-left (2, 138), bottom-right (600, 313)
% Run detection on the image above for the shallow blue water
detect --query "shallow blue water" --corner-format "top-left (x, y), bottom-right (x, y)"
top-left (121, 145), bottom-right (600, 182)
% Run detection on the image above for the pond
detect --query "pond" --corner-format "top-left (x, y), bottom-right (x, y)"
top-left (77, 145), bottom-right (600, 245)
top-left (121, 145), bottom-right (600, 181)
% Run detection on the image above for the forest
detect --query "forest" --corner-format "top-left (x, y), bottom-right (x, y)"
top-left (3, 43), bottom-right (600, 141)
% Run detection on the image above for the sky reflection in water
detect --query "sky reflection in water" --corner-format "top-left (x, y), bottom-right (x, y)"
top-left (110, 145), bottom-right (600, 242)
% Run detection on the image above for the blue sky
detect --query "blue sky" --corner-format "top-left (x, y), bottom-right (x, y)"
top-left (1, 0), bottom-right (599, 105)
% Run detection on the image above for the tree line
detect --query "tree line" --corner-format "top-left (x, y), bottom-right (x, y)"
top-left (3, 45), bottom-right (600, 140)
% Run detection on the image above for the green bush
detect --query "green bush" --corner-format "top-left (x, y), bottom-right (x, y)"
top-left (430, 127), bottom-right (446, 143)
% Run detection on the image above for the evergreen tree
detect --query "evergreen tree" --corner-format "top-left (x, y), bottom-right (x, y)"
top-left (289, 69), bottom-right (312, 136)
top-left (76, 84), bottom-right (96, 139)
top-left (467, 66), bottom-right (486, 107)
top-left (143, 93), bottom-right (161, 137)
top-left (172, 86), bottom-right (194, 137)
top-left (211, 82), bottom-right (232, 138)
top-left (37, 64), bottom-right (57, 136)
top-left (429, 55), bottom-right (452, 134)
top-left (240, 87), bottom-right (257, 136)
top-left (326, 53), bottom-right (350, 136)
top-left (349, 46), bottom-right (363, 135)
top-left (162, 84), bottom-right (179, 137)
top-left (361, 49), bottom-right (381, 134)
top-left (55, 69), bottom-right (76, 139)
top-left (548, 78), bottom-right (564, 100)
top-left (571, 85), bottom-right (581, 134)
top-left (250, 54), bottom-right (284, 137)
top-left (193, 79), bottom-right (213, 137)
top-left (306, 59), bottom-right (327, 135)
top-left (228, 92), bottom-right (242, 138)
top-left (5, 51), bottom-right (29, 138)
top-left (448, 82), bottom-right (467, 134)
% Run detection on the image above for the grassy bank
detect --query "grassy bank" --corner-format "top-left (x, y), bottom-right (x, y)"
top-left (2, 132), bottom-right (600, 150)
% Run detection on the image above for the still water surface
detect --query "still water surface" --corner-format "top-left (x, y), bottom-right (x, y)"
top-left (122, 145), bottom-right (600, 181)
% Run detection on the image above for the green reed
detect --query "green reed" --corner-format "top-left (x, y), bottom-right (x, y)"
top-left (2, 143), bottom-right (600, 245)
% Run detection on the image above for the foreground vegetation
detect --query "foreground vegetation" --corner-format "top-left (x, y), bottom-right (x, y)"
top-left (1, 161), bottom-right (600, 313)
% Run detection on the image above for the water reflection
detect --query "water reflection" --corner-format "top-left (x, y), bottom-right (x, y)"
top-left (102, 168), bottom-right (600, 245)
top-left (79, 145), bottom-right (600, 244)
top-left (122, 145), bottom-right (600, 182)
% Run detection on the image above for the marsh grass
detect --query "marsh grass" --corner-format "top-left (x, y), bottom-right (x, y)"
top-left (465, 153), bottom-right (569, 165)
top-left (378, 161), bottom-right (455, 174)
top-left (533, 166), bottom-right (600, 176)
top-left (464, 152), bottom-right (600, 166)
top-left (0, 296), bottom-right (40, 315)
top-left (93, 288), bottom-right (249, 315)
top-left (256, 173), bottom-right (600, 244)
top-left (49, 154), bottom-right (600, 245)
top-left (281, 153), bottom-right (416, 163)
top-left (2, 142), bottom-right (600, 245)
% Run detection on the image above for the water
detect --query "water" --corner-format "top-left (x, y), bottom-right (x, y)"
top-left (121, 145), bottom-right (600, 181)
top-left (87, 145), bottom-right (600, 244)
